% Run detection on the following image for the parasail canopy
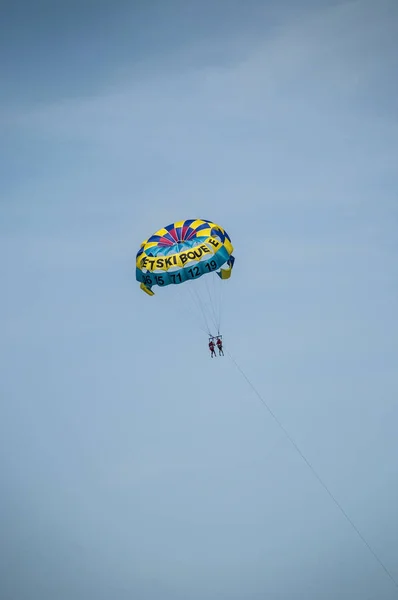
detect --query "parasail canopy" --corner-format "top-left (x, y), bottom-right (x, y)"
top-left (136, 218), bottom-right (235, 296)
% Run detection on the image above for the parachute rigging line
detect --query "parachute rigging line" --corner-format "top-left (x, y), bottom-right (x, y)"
top-left (181, 290), bottom-right (209, 336)
top-left (226, 348), bottom-right (398, 592)
top-left (204, 273), bottom-right (220, 334)
top-left (187, 281), bottom-right (213, 336)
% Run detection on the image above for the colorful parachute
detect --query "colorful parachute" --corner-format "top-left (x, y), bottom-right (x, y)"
top-left (136, 219), bottom-right (235, 296)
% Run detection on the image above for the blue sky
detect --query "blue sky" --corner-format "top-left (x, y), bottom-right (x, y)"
top-left (1, 0), bottom-right (398, 598)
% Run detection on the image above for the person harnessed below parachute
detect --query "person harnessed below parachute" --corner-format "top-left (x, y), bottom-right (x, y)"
top-left (216, 336), bottom-right (224, 356)
top-left (208, 338), bottom-right (216, 358)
